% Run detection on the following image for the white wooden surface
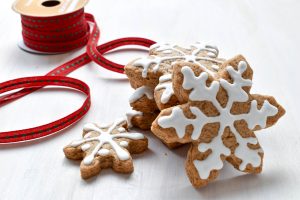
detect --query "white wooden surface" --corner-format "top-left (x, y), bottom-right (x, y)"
top-left (0, 0), bottom-right (299, 199)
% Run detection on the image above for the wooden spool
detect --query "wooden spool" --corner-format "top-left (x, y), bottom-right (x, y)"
top-left (12, 0), bottom-right (89, 17)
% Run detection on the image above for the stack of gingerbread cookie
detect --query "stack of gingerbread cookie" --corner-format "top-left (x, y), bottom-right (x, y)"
top-left (125, 42), bottom-right (285, 187)
top-left (63, 42), bottom-right (285, 188)
top-left (125, 42), bottom-right (225, 138)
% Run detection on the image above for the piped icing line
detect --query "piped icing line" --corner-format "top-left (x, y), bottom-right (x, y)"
top-left (126, 110), bottom-right (143, 128)
top-left (155, 74), bottom-right (174, 104)
top-left (70, 118), bottom-right (144, 165)
top-left (150, 42), bottom-right (219, 58)
top-left (191, 42), bottom-right (219, 58)
top-left (81, 143), bottom-right (91, 151)
top-left (150, 43), bottom-right (175, 54)
top-left (158, 61), bottom-right (278, 179)
top-left (129, 86), bottom-right (154, 103)
top-left (135, 42), bottom-right (222, 78)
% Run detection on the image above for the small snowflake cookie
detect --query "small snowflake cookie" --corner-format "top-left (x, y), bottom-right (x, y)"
top-left (151, 54), bottom-right (285, 187)
top-left (125, 42), bottom-right (225, 134)
top-left (63, 115), bottom-right (148, 179)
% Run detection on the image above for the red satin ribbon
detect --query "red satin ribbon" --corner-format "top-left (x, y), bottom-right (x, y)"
top-left (21, 9), bottom-right (90, 53)
top-left (0, 76), bottom-right (90, 143)
top-left (0, 8), bottom-right (155, 144)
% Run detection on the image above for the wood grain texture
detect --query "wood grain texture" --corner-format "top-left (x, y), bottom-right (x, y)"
top-left (0, 0), bottom-right (299, 199)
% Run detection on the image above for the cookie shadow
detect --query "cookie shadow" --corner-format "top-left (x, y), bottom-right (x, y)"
top-left (82, 169), bottom-right (133, 184)
top-left (184, 169), bottom-right (284, 199)
top-left (83, 148), bottom-right (155, 183)
top-left (172, 144), bottom-right (190, 158)
top-left (133, 147), bottom-right (155, 159)
top-left (62, 157), bottom-right (82, 167)
top-left (63, 157), bottom-right (134, 184)
top-left (62, 149), bottom-right (154, 184)
top-left (140, 129), bottom-right (191, 158)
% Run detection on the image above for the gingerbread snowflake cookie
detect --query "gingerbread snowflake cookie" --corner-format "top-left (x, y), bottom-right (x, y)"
top-left (125, 42), bottom-right (225, 129)
top-left (151, 55), bottom-right (285, 187)
top-left (63, 116), bottom-right (148, 179)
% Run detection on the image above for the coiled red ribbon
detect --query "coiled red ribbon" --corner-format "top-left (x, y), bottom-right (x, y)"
top-left (0, 8), bottom-right (155, 144)
top-left (21, 9), bottom-right (89, 53)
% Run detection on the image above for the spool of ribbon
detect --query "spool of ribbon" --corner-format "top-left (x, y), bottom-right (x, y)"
top-left (0, 0), bottom-right (155, 144)
top-left (21, 8), bottom-right (90, 53)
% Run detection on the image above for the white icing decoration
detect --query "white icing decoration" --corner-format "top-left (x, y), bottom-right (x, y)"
top-left (150, 43), bottom-right (163, 50)
top-left (83, 132), bottom-right (93, 139)
top-left (155, 74), bottom-right (174, 104)
top-left (70, 119), bottom-right (144, 165)
top-left (129, 86), bottom-right (154, 103)
top-left (126, 110), bottom-right (143, 128)
top-left (211, 64), bottom-right (220, 71)
top-left (150, 43), bottom-right (173, 53)
top-left (120, 141), bottom-right (129, 147)
top-left (98, 149), bottom-right (110, 156)
top-left (117, 127), bottom-right (126, 133)
top-left (159, 74), bottom-right (172, 82)
top-left (81, 143), bottom-right (91, 151)
top-left (195, 129), bottom-right (231, 179)
top-left (158, 61), bottom-right (278, 179)
top-left (133, 42), bottom-right (222, 78)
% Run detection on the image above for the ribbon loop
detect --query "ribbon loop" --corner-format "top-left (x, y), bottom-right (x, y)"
top-left (0, 76), bottom-right (91, 143)
top-left (0, 9), bottom-right (155, 144)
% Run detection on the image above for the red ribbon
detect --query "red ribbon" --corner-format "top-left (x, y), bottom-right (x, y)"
top-left (21, 9), bottom-right (90, 53)
top-left (0, 8), bottom-right (155, 144)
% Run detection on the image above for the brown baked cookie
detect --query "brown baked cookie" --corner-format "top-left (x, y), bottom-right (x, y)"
top-left (63, 118), bottom-right (148, 179)
top-left (126, 110), bottom-right (159, 130)
top-left (154, 74), bottom-right (180, 110)
top-left (125, 43), bottom-right (225, 111)
top-left (129, 86), bottom-right (158, 113)
top-left (152, 55), bottom-right (285, 187)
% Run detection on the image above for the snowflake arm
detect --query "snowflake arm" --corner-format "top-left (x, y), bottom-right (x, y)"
top-left (181, 66), bottom-right (220, 103)
top-left (220, 61), bottom-right (252, 104)
top-left (230, 126), bottom-right (262, 171)
top-left (68, 118), bottom-right (145, 165)
top-left (158, 107), bottom-right (191, 138)
top-left (194, 128), bottom-right (231, 179)
top-left (155, 74), bottom-right (174, 104)
top-left (241, 100), bottom-right (278, 130)
top-left (158, 106), bottom-right (219, 140)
